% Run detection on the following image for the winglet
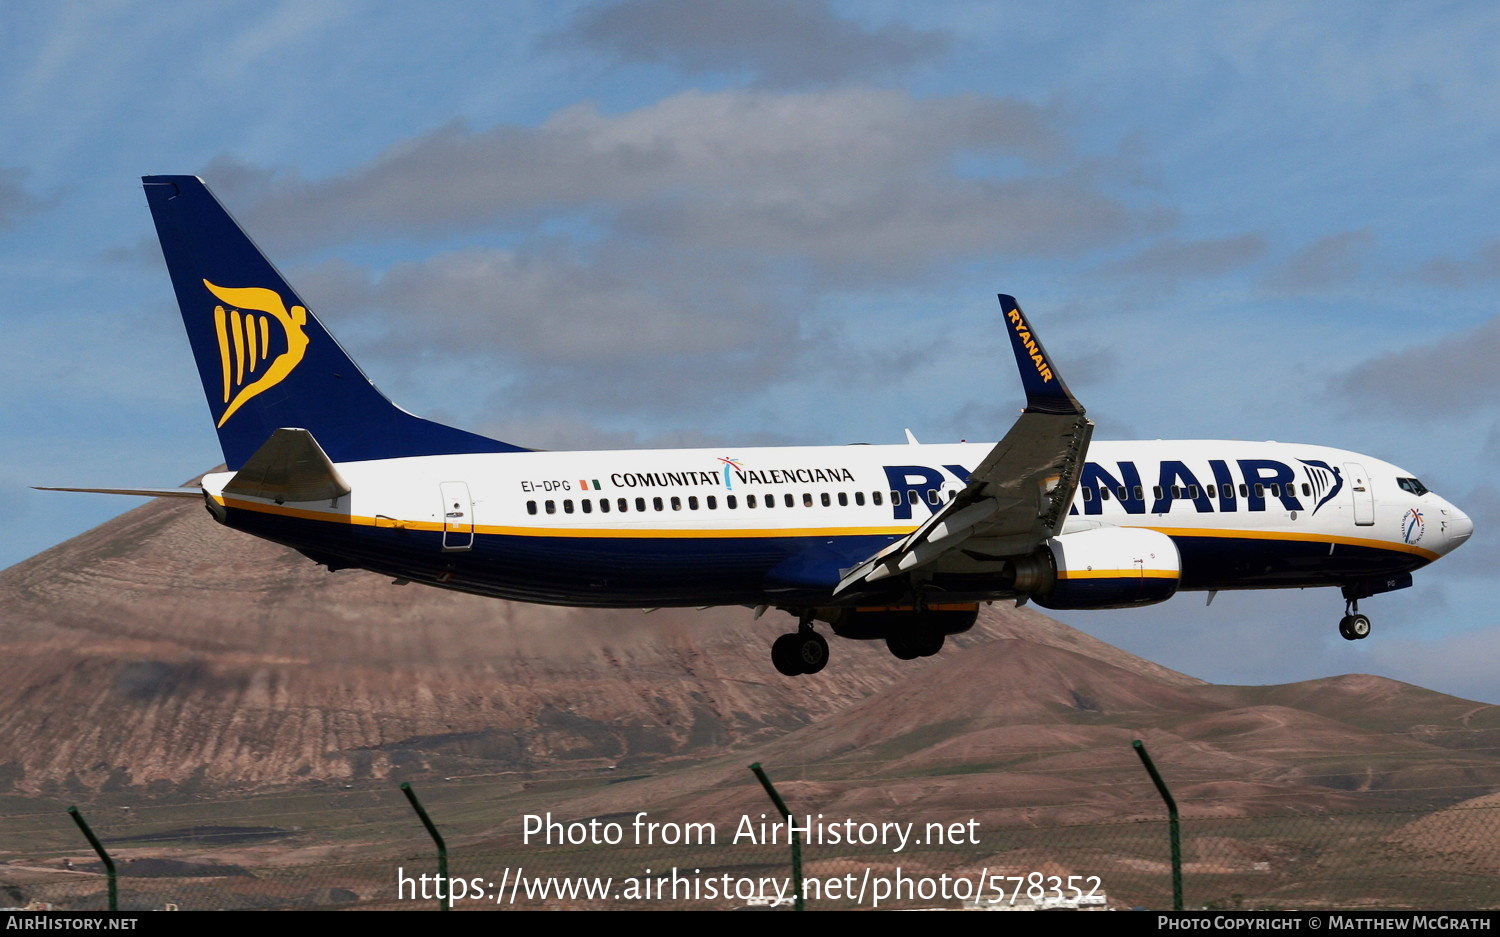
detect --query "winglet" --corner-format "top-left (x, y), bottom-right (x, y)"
top-left (998, 295), bottom-right (1084, 416)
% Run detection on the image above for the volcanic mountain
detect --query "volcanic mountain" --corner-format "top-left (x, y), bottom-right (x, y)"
top-left (0, 491), bottom-right (1198, 794)
top-left (2, 491), bottom-right (1496, 820)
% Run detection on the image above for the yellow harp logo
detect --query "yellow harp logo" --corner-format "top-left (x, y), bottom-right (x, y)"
top-left (206, 280), bottom-right (310, 427)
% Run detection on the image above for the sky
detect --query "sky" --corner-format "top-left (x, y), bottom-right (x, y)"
top-left (3, 0), bottom-right (1499, 702)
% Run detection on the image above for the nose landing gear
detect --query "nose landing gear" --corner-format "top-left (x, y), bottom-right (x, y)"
top-left (1338, 598), bottom-right (1371, 641)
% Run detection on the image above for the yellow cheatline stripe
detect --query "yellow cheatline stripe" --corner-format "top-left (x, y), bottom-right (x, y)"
top-left (215, 496), bottom-right (915, 539)
top-left (1058, 568), bottom-right (1179, 580)
top-left (1131, 525), bottom-right (1440, 562)
top-left (211, 497), bottom-right (1439, 559)
top-left (856, 604), bottom-right (979, 612)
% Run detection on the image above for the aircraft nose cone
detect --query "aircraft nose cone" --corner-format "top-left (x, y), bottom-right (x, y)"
top-left (1446, 506), bottom-right (1474, 551)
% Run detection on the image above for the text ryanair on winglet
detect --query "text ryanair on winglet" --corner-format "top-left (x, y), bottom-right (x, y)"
top-left (1006, 307), bottom-right (1054, 384)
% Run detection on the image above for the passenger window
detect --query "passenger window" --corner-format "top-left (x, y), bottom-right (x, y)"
top-left (706, 496), bottom-right (717, 509)
top-left (1153, 486), bottom-right (1163, 500)
top-left (1133, 486), bottom-right (1143, 500)
top-left (581, 499), bottom-right (592, 513)
top-left (821, 492), bottom-right (831, 507)
top-left (927, 490), bottom-right (939, 505)
top-left (617, 498), bottom-right (628, 512)
top-left (763, 494), bottom-right (774, 509)
top-left (872, 492), bottom-right (883, 506)
top-left (747, 494), bottom-right (757, 508)
top-left (891, 491), bottom-right (903, 506)
top-left (855, 491), bottom-right (866, 506)
top-left (635, 497), bottom-right (646, 512)
top-left (726, 495), bottom-right (737, 509)
top-left (563, 500), bottom-right (574, 514)
top-left (803, 493), bottom-right (814, 507)
top-left (688, 496), bottom-right (699, 510)
top-left (652, 497), bottom-right (663, 511)
top-left (1188, 485), bottom-right (1199, 499)
top-left (671, 496), bottom-right (682, 511)
top-left (598, 498), bottom-right (610, 513)
top-left (527, 500), bottom-right (538, 515)
top-left (1239, 484), bottom-right (1248, 498)
top-left (1082, 487), bottom-right (1094, 502)
top-left (545, 500), bottom-right (556, 514)
top-left (784, 493), bottom-right (794, 507)
top-left (838, 492), bottom-right (848, 506)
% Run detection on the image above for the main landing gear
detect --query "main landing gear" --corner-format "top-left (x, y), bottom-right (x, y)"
top-left (1338, 598), bottom-right (1371, 641)
top-left (771, 614), bottom-right (829, 676)
top-left (885, 628), bottom-right (944, 660)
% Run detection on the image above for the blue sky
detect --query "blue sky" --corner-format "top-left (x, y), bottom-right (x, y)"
top-left (4, 1), bottom-right (1499, 701)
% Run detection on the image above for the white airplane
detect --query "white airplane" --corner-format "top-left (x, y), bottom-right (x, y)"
top-left (42, 176), bottom-right (1474, 676)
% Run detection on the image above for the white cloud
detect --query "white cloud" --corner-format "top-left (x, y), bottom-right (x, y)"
top-left (1333, 314), bottom-right (1500, 413)
top-left (1103, 234), bottom-right (1266, 279)
top-left (1263, 230), bottom-right (1374, 292)
top-left (555, 0), bottom-right (951, 88)
top-left (216, 87), bottom-right (1134, 279)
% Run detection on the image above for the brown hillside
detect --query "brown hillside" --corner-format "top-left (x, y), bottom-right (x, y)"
top-left (0, 491), bottom-right (1196, 793)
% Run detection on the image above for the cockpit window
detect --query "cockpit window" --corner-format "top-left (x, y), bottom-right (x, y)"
top-left (1397, 477), bottom-right (1429, 496)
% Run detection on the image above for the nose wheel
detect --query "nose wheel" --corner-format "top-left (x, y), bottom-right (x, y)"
top-left (1338, 599), bottom-right (1371, 641)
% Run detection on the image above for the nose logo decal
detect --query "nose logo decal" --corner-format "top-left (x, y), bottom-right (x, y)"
top-left (206, 280), bottom-right (310, 427)
top-left (1401, 508), bottom-right (1424, 544)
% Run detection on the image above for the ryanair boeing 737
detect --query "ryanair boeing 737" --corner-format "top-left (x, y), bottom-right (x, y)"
top-left (41, 176), bottom-right (1474, 676)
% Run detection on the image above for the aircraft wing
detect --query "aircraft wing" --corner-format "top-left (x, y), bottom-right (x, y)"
top-left (835, 295), bottom-right (1093, 594)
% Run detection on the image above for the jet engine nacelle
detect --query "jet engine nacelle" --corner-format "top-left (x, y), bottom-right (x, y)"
top-left (1012, 527), bottom-right (1181, 610)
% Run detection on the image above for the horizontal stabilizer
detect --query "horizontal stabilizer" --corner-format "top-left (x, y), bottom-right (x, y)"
top-left (33, 486), bottom-right (203, 498)
top-left (223, 428), bottom-right (351, 504)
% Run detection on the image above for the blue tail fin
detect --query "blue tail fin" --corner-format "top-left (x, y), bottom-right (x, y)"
top-left (142, 175), bottom-right (526, 469)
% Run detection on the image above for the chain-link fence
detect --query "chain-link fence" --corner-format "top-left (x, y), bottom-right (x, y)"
top-left (5, 776), bottom-right (1499, 911)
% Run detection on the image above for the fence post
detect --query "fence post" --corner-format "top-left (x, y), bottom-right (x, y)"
top-left (749, 763), bottom-right (803, 911)
top-left (1132, 739), bottom-right (1182, 911)
top-left (67, 806), bottom-right (116, 912)
top-left (401, 782), bottom-right (450, 911)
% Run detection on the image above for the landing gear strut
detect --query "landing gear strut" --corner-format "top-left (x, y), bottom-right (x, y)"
top-left (1338, 597), bottom-right (1371, 641)
top-left (771, 613), bottom-right (829, 676)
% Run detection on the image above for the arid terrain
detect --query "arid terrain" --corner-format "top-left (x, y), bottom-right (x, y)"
top-left (3, 494), bottom-right (1498, 910)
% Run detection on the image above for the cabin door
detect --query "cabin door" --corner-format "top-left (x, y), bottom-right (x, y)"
top-left (440, 481), bottom-right (474, 551)
top-left (1343, 463), bottom-right (1375, 527)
